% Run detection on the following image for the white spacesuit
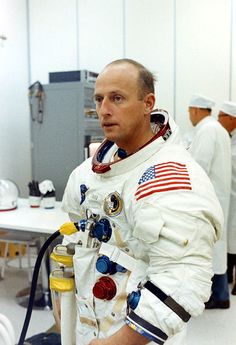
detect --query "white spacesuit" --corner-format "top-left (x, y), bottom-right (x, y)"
top-left (61, 115), bottom-right (223, 345)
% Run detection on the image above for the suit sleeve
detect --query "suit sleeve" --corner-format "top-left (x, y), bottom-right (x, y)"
top-left (125, 190), bottom-right (218, 344)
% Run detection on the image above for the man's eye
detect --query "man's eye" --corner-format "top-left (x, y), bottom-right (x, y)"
top-left (113, 95), bottom-right (123, 103)
top-left (94, 96), bottom-right (103, 104)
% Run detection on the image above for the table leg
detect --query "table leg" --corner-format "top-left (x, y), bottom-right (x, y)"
top-left (15, 237), bottom-right (52, 310)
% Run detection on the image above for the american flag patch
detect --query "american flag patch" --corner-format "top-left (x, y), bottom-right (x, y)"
top-left (135, 161), bottom-right (192, 201)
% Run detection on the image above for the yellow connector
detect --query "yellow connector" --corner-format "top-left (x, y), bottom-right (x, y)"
top-left (50, 269), bottom-right (75, 292)
top-left (50, 244), bottom-right (74, 266)
top-left (50, 252), bottom-right (73, 267)
top-left (59, 222), bottom-right (79, 236)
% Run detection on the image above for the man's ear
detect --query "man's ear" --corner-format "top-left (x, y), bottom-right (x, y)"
top-left (144, 93), bottom-right (156, 114)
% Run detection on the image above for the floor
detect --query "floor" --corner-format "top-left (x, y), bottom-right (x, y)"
top-left (0, 257), bottom-right (55, 345)
top-left (0, 258), bottom-right (236, 345)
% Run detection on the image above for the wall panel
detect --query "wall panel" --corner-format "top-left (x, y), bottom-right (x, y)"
top-left (29, 0), bottom-right (78, 84)
top-left (231, 0), bottom-right (236, 101)
top-left (0, 0), bottom-right (31, 196)
top-left (175, 0), bottom-right (231, 134)
top-left (125, 0), bottom-right (174, 114)
top-left (77, 0), bottom-right (124, 73)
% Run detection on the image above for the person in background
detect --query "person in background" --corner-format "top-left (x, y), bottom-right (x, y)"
top-left (61, 60), bottom-right (223, 345)
top-left (218, 101), bottom-right (236, 295)
top-left (188, 94), bottom-right (231, 309)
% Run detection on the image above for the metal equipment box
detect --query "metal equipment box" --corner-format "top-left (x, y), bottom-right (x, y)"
top-left (49, 70), bottom-right (98, 83)
top-left (30, 81), bottom-right (103, 200)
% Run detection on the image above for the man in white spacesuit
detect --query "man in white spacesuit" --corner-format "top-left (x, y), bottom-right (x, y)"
top-left (218, 101), bottom-right (236, 295)
top-left (188, 94), bottom-right (231, 310)
top-left (61, 59), bottom-right (223, 345)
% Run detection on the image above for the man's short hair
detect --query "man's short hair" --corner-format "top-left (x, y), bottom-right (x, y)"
top-left (106, 58), bottom-right (156, 99)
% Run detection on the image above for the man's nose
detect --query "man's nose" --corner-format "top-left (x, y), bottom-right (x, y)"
top-left (98, 98), bottom-right (112, 116)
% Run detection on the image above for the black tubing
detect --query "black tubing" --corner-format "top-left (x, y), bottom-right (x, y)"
top-left (18, 230), bottom-right (60, 345)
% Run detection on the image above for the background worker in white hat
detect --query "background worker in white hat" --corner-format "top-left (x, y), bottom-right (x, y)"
top-left (188, 94), bottom-right (231, 309)
top-left (218, 101), bottom-right (236, 295)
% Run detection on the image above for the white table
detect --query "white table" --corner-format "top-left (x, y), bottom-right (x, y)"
top-left (0, 198), bottom-right (70, 309)
top-left (0, 198), bottom-right (69, 235)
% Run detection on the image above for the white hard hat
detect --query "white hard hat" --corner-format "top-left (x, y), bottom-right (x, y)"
top-left (219, 101), bottom-right (236, 118)
top-left (189, 94), bottom-right (215, 109)
top-left (0, 179), bottom-right (19, 211)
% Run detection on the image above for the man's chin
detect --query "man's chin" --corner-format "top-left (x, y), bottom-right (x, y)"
top-left (103, 132), bottom-right (117, 142)
top-left (105, 137), bottom-right (116, 143)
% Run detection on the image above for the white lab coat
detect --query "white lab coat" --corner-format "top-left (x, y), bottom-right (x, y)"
top-left (189, 116), bottom-right (231, 274)
top-left (61, 117), bottom-right (223, 345)
top-left (228, 128), bottom-right (236, 254)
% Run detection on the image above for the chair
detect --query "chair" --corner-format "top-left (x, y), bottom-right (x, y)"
top-left (0, 230), bottom-right (39, 281)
